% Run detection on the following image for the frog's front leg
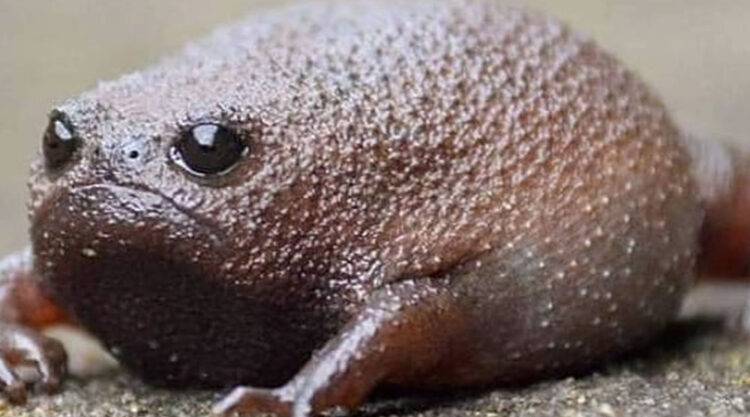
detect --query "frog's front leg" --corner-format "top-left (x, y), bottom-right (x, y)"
top-left (0, 248), bottom-right (69, 404)
top-left (213, 278), bottom-right (469, 417)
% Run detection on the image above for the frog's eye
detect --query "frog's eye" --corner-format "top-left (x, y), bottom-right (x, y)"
top-left (43, 114), bottom-right (80, 171)
top-left (171, 123), bottom-right (248, 176)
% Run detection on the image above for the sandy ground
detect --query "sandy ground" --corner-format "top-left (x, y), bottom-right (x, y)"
top-left (1, 319), bottom-right (749, 417)
top-left (1, 1), bottom-right (750, 416)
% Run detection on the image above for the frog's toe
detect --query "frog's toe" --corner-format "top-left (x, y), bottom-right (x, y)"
top-left (0, 324), bottom-right (67, 403)
top-left (21, 332), bottom-right (67, 394)
top-left (0, 356), bottom-right (26, 404)
top-left (213, 386), bottom-right (294, 417)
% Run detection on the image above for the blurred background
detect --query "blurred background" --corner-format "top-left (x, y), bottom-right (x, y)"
top-left (0, 0), bottom-right (748, 254)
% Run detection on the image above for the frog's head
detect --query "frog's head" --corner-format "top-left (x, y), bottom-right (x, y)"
top-left (26, 58), bottom-right (351, 388)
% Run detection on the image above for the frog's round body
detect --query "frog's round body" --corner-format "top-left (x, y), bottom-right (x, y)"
top-left (28, 0), bottom-right (702, 393)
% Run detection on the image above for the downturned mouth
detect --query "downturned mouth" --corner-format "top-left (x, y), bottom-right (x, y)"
top-left (30, 182), bottom-right (227, 292)
top-left (33, 183), bottom-right (223, 245)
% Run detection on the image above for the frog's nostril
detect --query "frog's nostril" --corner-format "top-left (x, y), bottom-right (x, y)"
top-left (43, 113), bottom-right (80, 171)
top-left (122, 141), bottom-right (149, 163)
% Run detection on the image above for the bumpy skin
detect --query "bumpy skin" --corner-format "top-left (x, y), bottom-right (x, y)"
top-left (0, 0), bottom-right (716, 415)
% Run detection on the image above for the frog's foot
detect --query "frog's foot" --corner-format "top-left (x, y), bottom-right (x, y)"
top-left (0, 323), bottom-right (67, 404)
top-left (213, 387), bottom-right (293, 417)
top-left (213, 279), bottom-right (470, 417)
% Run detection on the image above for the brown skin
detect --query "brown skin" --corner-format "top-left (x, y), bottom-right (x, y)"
top-left (0, 0), bottom-right (746, 415)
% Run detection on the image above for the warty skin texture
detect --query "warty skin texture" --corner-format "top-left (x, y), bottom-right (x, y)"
top-left (0, 0), bottom-right (737, 416)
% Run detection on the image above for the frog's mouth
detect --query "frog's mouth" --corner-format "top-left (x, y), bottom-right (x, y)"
top-left (29, 184), bottom-right (321, 388)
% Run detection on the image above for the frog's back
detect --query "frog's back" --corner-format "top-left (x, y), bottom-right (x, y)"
top-left (115, 0), bottom-right (698, 281)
